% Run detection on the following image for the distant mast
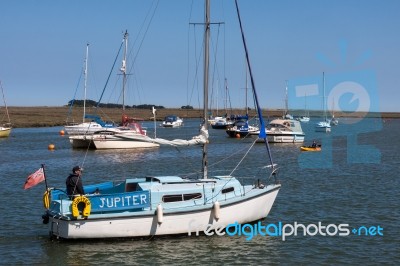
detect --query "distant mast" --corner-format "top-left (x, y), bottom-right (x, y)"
top-left (83, 43), bottom-right (89, 123)
top-left (202, 0), bottom-right (210, 179)
top-left (120, 30), bottom-right (128, 113)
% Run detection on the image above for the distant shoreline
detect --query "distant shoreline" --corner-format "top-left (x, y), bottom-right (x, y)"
top-left (6, 106), bottom-right (399, 128)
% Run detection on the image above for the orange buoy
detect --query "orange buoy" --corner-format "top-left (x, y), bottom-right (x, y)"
top-left (59, 130), bottom-right (65, 136)
top-left (235, 133), bottom-right (241, 138)
top-left (48, 144), bottom-right (55, 150)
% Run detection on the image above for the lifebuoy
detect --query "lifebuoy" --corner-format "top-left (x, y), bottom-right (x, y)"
top-left (43, 188), bottom-right (52, 209)
top-left (71, 195), bottom-right (91, 218)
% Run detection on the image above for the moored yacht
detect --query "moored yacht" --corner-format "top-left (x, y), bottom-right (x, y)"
top-left (252, 118), bottom-right (305, 143)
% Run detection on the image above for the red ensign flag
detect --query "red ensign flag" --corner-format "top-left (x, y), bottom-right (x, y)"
top-left (23, 168), bottom-right (45, 190)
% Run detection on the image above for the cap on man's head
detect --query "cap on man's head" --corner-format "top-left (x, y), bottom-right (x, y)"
top-left (72, 166), bottom-right (83, 172)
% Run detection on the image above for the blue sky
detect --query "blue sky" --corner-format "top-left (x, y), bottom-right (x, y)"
top-left (0, 0), bottom-right (399, 112)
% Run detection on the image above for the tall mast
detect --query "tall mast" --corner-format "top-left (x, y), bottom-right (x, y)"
top-left (285, 80), bottom-right (289, 116)
top-left (245, 63), bottom-right (248, 115)
top-left (83, 43), bottom-right (89, 123)
top-left (0, 81), bottom-right (11, 124)
top-left (202, 0), bottom-right (210, 179)
top-left (120, 30), bottom-right (128, 113)
top-left (323, 72), bottom-right (326, 121)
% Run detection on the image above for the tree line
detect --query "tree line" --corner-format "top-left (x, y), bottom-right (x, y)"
top-left (67, 100), bottom-right (194, 110)
top-left (67, 100), bottom-right (165, 110)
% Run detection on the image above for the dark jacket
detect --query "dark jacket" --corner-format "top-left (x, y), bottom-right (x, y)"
top-left (66, 173), bottom-right (84, 196)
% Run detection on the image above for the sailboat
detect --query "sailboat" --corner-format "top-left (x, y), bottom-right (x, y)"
top-left (315, 72), bottom-right (331, 133)
top-left (211, 79), bottom-right (235, 129)
top-left (283, 80), bottom-right (293, 120)
top-left (0, 81), bottom-right (12, 138)
top-left (330, 97), bottom-right (339, 126)
top-left (90, 31), bottom-right (159, 149)
top-left (225, 65), bottom-right (259, 137)
top-left (297, 93), bottom-right (310, 122)
top-left (66, 44), bottom-right (116, 148)
top-left (40, 0), bottom-right (280, 239)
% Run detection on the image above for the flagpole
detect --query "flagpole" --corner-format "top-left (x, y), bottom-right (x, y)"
top-left (41, 164), bottom-right (49, 190)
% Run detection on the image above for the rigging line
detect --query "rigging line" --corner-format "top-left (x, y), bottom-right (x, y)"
top-left (188, 24), bottom-right (203, 109)
top-left (66, 63), bottom-right (84, 123)
top-left (234, 0), bottom-right (274, 168)
top-left (205, 139), bottom-right (259, 203)
top-left (127, 0), bottom-right (160, 76)
top-left (96, 40), bottom-right (124, 108)
top-left (186, 0), bottom-right (196, 107)
top-left (209, 24), bottom-right (223, 113)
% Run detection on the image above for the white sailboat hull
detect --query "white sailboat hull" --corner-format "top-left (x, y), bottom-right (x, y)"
top-left (315, 121), bottom-right (331, 132)
top-left (93, 139), bottom-right (160, 149)
top-left (93, 134), bottom-right (160, 149)
top-left (48, 185), bottom-right (280, 239)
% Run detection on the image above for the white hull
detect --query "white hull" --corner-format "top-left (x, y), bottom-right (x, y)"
top-left (315, 121), bottom-right (331, 132)
top-left (48, 185), bottom-right (280, 239)
top-left (298, 117), bottom-right (310, 122)
top-left (161, 122), bottom-right (183, 128)
top-left (93, 138), bottom-right (160, 149)
top-left (315, 126), bottom-right (331, 133)
top-left (266, 133), bottom-right (304, 143)
top-left (64, 122), bottom-right (106, 135)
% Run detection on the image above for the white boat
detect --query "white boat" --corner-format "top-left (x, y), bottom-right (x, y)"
top-left (316, 120), bottom-right (331, 132)
top-left (330, 116), bottom-right (339, 126)
top-left (210, 79), bottom-right (234, 130)
top-left (211, 116), bottom-right (234, 129)
top-left (297, 93), bottom-right (310, 122)
top-left (297, 116), bottom-right (310, 123)
top-left (65, 44), bottom-right (116, 141)
top-left (330, 98), bottom-right (339, 126)
top-left (315, 72), bottom-right (331, 133)
top-left (0, 81), bottom-right (11, 138)
top-left (161, 115), bottom-right (183, 128)
top-left (41, 0), bottom-right (281, 240)
top-left (283, 80), bottom-right (294, 120)
top-left (92, 121), bottom-right (159, 149)
top-left (252, 118), bottom-right (305, 143)
top-left (85, 31), bottom-right (160, 149)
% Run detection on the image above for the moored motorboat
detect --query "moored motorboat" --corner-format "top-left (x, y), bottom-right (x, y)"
top-left (252, 118), bottom-right (305, 143)
top-left (161, 115), bottom-right (183, 128)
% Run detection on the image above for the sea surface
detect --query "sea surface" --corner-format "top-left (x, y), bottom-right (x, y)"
top-left (0, 117), bottom-right (399, 265)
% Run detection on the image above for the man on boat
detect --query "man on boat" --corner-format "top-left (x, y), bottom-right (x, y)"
top-left (66, 166), bottom-right (84, 197)
top-left (311, 140), bottom-right (317, 148)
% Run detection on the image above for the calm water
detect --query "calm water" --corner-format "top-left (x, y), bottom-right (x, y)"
top-left (0, 118), bottom-right (399, 265)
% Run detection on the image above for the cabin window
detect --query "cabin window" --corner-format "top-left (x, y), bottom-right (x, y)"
top-left (162, 193), bottom-right (202, 203)
top-left (183, 193), bottom-right (202, 200)
top-left (222, 187), bottom-right (234, 194)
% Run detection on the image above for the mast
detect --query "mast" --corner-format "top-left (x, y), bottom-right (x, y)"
top-left (120, 30), bottom-right (128, 113)
top-left (245, 64), bottom-right (248, 115)
top-left (83, 43), bottom-right (89, 123)
top-left (323, 72), bottom-right (326, 121)
top-left (202, 0), bottom-right (210, 179)
top-left (0, 81), bottom-right (11, 124)
top-left (285, 80), bottom-right (289, 117)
